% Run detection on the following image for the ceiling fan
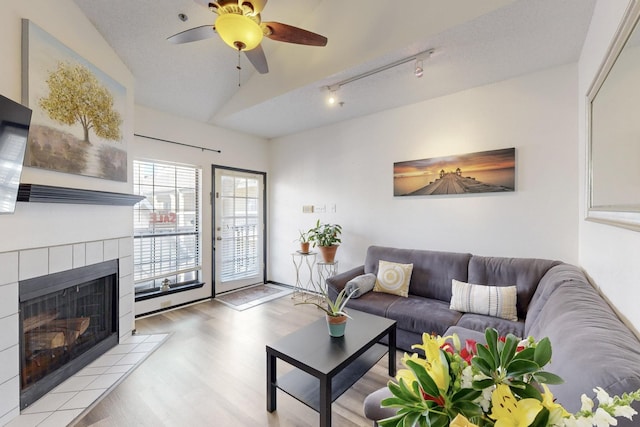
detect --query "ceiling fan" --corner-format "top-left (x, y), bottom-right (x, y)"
top-left (167, 0), bottom-right (328, 74)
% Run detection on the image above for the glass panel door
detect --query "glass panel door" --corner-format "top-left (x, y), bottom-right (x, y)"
top-left (213, 167), bottom-right (265, 293)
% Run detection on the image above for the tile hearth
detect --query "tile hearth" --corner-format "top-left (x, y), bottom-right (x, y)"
top-left (7, 333), bottom-right (168, 427)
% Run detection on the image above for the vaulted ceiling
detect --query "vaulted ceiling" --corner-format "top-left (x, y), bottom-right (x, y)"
top-left (73, 0), bottom-right (596, 139)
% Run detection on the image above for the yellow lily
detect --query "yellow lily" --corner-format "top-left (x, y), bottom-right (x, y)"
top-left (541, 384), bottom-right (570, 425)
top-left (412, 332), bottom-right (453, 355)
top-left (408, 333), bottom-right (450, 392)
top-left (489, 384), bottom-right (543, 427)
top-left (450, 414), bottom-right (480, 427)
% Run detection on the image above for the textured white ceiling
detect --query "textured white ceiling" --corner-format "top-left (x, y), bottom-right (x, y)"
top-left (72, 0), bottom-right (596, 139)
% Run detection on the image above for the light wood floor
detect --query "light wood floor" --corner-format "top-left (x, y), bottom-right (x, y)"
top-left (73, 294), bottom-right (397, 427)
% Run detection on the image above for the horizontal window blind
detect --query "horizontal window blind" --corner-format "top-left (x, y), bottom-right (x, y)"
top-left (133, 160), bottom-right (201, 294)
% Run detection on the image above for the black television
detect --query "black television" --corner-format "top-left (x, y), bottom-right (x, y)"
top-left (0, 94), bottom-right (32, 214)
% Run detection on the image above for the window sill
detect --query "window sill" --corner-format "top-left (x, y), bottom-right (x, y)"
top-left (134, 281), bottom-right (205, 302)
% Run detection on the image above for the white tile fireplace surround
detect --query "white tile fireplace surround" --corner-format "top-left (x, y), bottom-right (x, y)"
top-left (0, 237), bottom-right (134, 426)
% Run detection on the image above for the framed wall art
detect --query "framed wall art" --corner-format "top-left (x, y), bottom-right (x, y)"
top-left (22, 20), bottom-right (127, 182)
top-left (586, 1), bottom-right (640, 231)
top-left (394, 148), bottom-right (515, 197)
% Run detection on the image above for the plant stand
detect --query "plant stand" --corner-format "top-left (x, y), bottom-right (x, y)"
top-left (291, 251), bottom-right (317, 300)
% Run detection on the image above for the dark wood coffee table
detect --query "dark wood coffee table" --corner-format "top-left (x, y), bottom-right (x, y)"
top-left (266, 309), bottom-right (396, 427)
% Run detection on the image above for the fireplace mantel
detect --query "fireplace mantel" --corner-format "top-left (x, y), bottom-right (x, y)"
top-left (18, 184), bottom-right (144, 206)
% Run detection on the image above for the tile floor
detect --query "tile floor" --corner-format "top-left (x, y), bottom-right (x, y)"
top-left (6, 333), bottom-right (169, 427)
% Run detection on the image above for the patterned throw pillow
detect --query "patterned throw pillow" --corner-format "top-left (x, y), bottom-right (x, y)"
top-left (373, 260), bottom-right (413, 297)
top-left (450, 279), bottom-right (518, 321)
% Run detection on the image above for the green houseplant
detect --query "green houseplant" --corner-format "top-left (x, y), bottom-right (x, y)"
top-left (308, 219), bottom-right (342, 262)
top-left (295, 229), bottom-right (311, 253)
top-left (296, 286), bottom-right (356, 337)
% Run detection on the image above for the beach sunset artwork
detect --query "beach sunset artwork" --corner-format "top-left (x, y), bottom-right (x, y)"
top-left (394, 148), bottom-right (515, 196)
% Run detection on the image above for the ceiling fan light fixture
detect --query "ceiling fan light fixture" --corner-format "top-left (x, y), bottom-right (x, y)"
top-left (215, 13), bottom-right (263, 51)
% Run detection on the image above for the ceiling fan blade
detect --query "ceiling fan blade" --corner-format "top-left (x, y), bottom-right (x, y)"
top-left (244, 45), bottom-right (269, 74)
top-left (263, 22), bottom-right (327, 46)
top-left (167, 25), bottom-right (215, 44)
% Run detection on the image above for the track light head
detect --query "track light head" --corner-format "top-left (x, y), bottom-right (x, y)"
top-left (414, 59), bottom-right (424, 78)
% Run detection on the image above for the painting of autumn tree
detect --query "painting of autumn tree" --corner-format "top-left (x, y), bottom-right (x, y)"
top-left (39, 62), bottom-right (122, 144)
top-left (22, 20), bottom-right (127, 182)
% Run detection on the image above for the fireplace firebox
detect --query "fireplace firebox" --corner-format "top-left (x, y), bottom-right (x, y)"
top-left (19, 259), bottom-right (119, 409)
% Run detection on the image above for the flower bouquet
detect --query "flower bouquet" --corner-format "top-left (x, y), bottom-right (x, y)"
top-left (379, 328), bottom-right (640, 427)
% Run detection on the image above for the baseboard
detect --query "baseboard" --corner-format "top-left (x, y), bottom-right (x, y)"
top-left (135, 297), bottom-right (211, 319)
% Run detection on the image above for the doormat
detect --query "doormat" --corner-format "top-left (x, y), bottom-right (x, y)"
top-left (216, 284), bottom-right (292, 311)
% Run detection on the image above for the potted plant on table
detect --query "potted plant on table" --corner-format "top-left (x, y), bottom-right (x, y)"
top-left (307, 219), bottom-right (342, 262)
top-left (295, 229), bottom-right (311, 253)
top-left (295, 286), bottom-right (356, 337)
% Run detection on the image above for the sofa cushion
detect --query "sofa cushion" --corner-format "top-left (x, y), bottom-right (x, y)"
top-left (527, 281), bottom-right (640, 413)
top-left (363, 387), bottom-right (395, 422)
top-left (344, 290), bottom-right (399, 318)
top-left (374, 260), bottom-right (413, 297)
top-left (524, 263), bottom-right (587, 335)
top-left (468, 256), bottom-right (561, 319)
top-left (455, 314), bottom-right (525, 338)
top-left (443, 325), bottom-right (487, 344)
top-left (450, 279), bottom-right (518, 321)
top-left (364, 246), bottom-right (471, 302)
top-left (385, 296), bottom-right (462, 336)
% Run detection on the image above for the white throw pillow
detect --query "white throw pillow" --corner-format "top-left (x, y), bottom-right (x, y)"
top-left (373, 260), bottom-right (413, 297)
top-left (450, 279), bottom-right (518, 321)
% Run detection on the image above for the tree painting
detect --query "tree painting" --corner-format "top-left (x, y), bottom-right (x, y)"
top-left (23, 20), bottom-right (127, 182)
top-left (39, 62), bottom-right (122, 143)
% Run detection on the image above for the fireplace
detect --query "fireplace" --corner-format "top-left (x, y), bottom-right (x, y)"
top-left (19, 259), bottom-right (119, 409)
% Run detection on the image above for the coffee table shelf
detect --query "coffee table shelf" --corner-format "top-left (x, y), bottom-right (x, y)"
top-left (276, 343), bottom-right (388, 412)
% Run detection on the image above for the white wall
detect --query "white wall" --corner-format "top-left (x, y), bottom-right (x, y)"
top-left (578, 0), bottom-right (640, 331)
top-left (0, 1), bottom-right (135, 423)
top-left (269, 64), bottom-right (579, 287)
top-left (132, 105), bottom-right (268, 316)
top-left (0, 0), bottom-right (135, 253)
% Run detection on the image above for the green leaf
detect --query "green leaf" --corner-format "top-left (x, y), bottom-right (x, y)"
top-left (429, 413), bottom-right (450, 427)
top-left (451, 388), bottom-right (482, 402)
top-left (472, 378), bottom-right (495, 390)
top-left (529, 407), bottom-right (550, 427)
top-left (452, 400), bottom-right (484, 418)
top-left (533, 371), bottom-right (564, 385)
top-left (402, 412), bottom-right (421, 427)
top-left (510, 382), bottom-right (542, 400)
top-left (500, 334), bottom-right (519, 367)
top-left (485, 328), bottom-right (500, 362)
top-left (471, 356), bottom-right (493, 377)
top-left (506, 359), bottom-right (539, 377)
top-left (388, 379), bottom-right (420, 403)
top-left (475, 343), bottom-right (496, 371)
top-left (534, 337), bottom-right (552, 367)
top-left (406, 359), bottom-right (440, 398)
top-left (378, 413), bottom-right (406, 427)
top-left (512, 347), bottom-right (535, 361)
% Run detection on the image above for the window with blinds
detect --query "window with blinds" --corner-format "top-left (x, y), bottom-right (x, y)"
top-left (132, 160), bottom-right (201, 295)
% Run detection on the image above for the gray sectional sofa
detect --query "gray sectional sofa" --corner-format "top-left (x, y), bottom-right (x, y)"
top-left (326, 245), bottom-right (640, 425)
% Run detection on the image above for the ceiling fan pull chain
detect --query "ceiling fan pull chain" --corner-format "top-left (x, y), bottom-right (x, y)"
top-left (237, 48), bottom-right (242, 87)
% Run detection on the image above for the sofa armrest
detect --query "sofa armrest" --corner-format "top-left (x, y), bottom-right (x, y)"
top-left (326, 266), bottom-right (365, 300)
